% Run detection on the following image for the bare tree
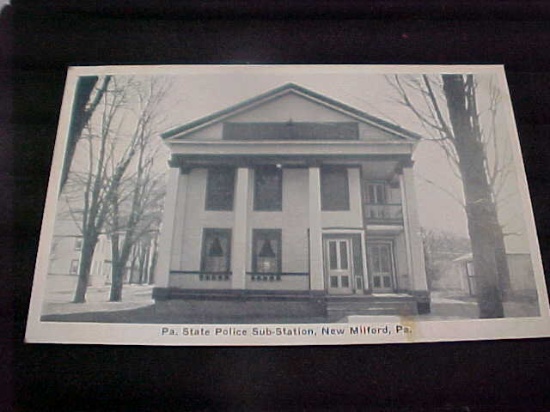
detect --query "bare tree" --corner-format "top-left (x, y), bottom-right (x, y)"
top-left (107, 146), bottom-right (165, 301)
top-left (106, 78), bottom-right (168, 302)
top-left (387, 73), bottom-right (510, 318)
top-left (60, 76), bottom-right (111, 193)
top-left (62, 76), bottom-right (162, 303)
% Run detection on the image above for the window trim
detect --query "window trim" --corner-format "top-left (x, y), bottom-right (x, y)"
top-left (253, 166), bottom-right (283, 211)
top-left (200, 228), bottom-right (232, 273)
top-left (321, 166), bottom-right (350, 211)
top-left (205, 167), bottom-right (235, 211)
top-left (252, 229), bottom-right (282, 274)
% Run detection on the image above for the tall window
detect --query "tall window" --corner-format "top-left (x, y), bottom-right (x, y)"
top-left (254, 166), bottom-right (283, 211)
top-left (366, 182), bottom-right (386, 204)
top-left (205, 167), bottom-right (235, 211)
top-left (321, 167), bottom-right (350, 211)
top-left (201, 229), bottom-right (231, 272)
top-left (74, 237), bottom-right (83, 251)
top-left (252, 229), bottom-right (282, 273)
top-left (70, 259), bottom-right (79, 275)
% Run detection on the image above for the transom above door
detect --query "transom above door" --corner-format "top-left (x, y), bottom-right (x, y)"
top-left (325, 237), bottom-right (354, 294)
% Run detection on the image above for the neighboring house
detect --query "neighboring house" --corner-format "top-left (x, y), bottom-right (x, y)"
top-left (47, 219), bottom-right (86, 296)
top-left (47, 218), bottom-right (157, 298)
top-left (153, 83), bottom-right (430, 320)
top-left (453, 253), bottom-right (537, 299)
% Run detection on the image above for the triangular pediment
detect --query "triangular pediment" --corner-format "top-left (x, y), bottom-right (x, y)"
top-left (162, 83), bottom-right (421, 142)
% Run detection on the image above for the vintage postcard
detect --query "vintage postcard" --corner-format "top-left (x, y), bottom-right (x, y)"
top-left (25, 65), bottom-right (550, 345)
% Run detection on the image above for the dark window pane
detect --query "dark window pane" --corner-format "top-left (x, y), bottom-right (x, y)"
top-left (205, 168), bottom-right (235, 211)
top-left (356, 276), bottom-right (363, 290)
top-left (376, 185), bottom-right (386, 204)
top-left (368, 185), bottom-right (375, 203)
top-left (366, 183), bottom-right (386, 204)
top-left (340, 241), bottom-right (348, 269)
top-left (383, 276), bottom-right (391, 288)
top-left (380, 245), bottom-right (390, 272)
top-left (373, 277), bottom-right (381, 288)
top-left (321, 167), bottom-right (350, 211)
top-left (330, 276), bottom-right (339, 288)
top-left (329, 241), bottom-right (338, 270)
top-left (254, 166), bottom-right (282, 211)
top-left (341, 276), bottom-right (350, 288)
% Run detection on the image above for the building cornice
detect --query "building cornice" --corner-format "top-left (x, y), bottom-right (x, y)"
top-left (166, 140), bottom-right (416, 158)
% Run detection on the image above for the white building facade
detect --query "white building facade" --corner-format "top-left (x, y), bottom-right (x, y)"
top-left (154, 84), bottom-right (430, 320)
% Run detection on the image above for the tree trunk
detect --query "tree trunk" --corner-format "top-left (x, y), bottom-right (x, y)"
top-left (60, 76), bottom-right (111, 193)
top-left (129, 249), bottom-right (137, 284)
top-left (138, 245), bottom-right (147, 285)
top-left (72, 233), bottom-right (97, 303)
top-left (492, 205), bottom-right (512, 296)
top-left (442, 74), bottom-right (504, 318)
top-left (109, 260), bottom-right (125, 302)
top-left (109, 232), bottom-right (122, 302)
top-left (148, 249), bottom-right (158, 285)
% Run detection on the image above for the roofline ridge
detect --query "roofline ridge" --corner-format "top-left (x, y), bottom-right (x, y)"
top-left (161, 82), bottom-right (422, 141)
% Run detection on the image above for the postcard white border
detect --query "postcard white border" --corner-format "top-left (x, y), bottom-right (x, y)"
top-left (25, 64), bottom-right (550, 346)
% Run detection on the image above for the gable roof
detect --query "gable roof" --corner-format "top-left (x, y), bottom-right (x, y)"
top-left (161, 82), bottom-right (423, 141)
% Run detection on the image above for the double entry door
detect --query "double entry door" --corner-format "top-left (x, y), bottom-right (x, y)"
top-left (324, 236), bottom-right (395, 294)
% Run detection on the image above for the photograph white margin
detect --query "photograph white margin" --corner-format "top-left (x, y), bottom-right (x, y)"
top-left (24, 64), bottom-right (550, 346)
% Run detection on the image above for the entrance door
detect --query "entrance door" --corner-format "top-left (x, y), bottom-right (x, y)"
top-left (325, 238), bottom-right (354, 294)
top-left (367, 242), bottom-right (394, 292)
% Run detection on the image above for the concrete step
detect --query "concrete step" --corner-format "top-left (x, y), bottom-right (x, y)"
top-left (327, 296), bottom-right (418, 317)
top-left (328, 301), bottom-right (415, 308)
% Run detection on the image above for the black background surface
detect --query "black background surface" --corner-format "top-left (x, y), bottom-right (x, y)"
top-left (4, 1), bottom-right (550, 410)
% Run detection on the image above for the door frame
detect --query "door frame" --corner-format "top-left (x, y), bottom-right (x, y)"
top-left (366, 239), bottom-right (397, 293)
top-left (322, 229), bottom-right (369, 294)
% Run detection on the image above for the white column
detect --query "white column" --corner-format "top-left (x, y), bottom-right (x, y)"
top-left (309, 167), bottom-right (324, 290)
top-left (155, 166), bottom-right (181, 288)
top-left (172, 172), bottom-right (188, 271)
top-left (401, 166), bottom-right (428, 291)
top-left (348, 167), bottom-right (364, 225)
top-left (231, 167), bottom-right (249, 289)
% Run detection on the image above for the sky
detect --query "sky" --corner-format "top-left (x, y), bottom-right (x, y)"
top-left (158, 68), bottom-right (471, 236)
top-left (66, 66), bottom-right (531, 250)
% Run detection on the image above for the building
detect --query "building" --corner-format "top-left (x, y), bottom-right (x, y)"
top-left (47, 219), bottom-right (86, 297)
top-left (453, 252), bottom-right (537, 300)
top-left (46, 218), bottom-right (156, 299)
top-left (153, 83), bottom-right (430, 321)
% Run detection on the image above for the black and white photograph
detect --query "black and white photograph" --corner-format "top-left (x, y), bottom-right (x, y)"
top-left (24, 65), bottom-right (550, 345)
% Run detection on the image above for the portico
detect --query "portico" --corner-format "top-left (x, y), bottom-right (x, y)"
top-left (153, 83), bottom-right (430, 320)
